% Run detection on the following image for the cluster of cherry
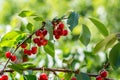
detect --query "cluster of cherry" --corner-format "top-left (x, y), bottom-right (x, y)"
top-left (5, 52), bottom-right (16, 62)
top-left (96, 69), bottom-right (108, 80)
top-left (52, 21), bottom-right (68, 39)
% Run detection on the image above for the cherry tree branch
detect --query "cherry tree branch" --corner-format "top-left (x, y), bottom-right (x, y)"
top-left (2, 68), bottom-right (113, 80)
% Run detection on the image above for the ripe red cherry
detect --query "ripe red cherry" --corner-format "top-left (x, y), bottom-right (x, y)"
top-left (62, 30), bottom-right (68, 36)
top-left (55, 35), bottom-right (60, 39)
top-left (71, 77), bottom-right (76, 80)
top-left (21, 43), bottom-right (27, 48)
top-left (42, 29), bottom-right (48, 36)
top-left (100, 70), bottom-right (107, 77)
top-left (96, 75), bottom-right (102, 80)
top-left (39, 73), bottom-right (48, 80)
top-left (11, 55), bottom-right (17, 62)
top-left (58, 22), bottom-right (64, 29)
top-left (31, 46), bottom-right (37, 54)
top-left (5, 51), bottom-right (11, 58)
top-left (33, 38), bottom-right (40, 44)
top-left (35, 30), bottom-right (42, 36)
top-left (1, 75), bottom-right (8, 80)
top-left (41, 39), bottom-right (48, 46)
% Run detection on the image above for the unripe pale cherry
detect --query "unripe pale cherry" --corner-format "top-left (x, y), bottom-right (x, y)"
top-left (5, 51), bottom-right (11, 58)
top-left (39, 73), bottom-right (48, 80)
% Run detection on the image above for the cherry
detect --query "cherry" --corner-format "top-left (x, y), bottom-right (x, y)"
top-left (58, 22), bottom-right (64, 29)
top-left (35, 30), bottom-right (42, 36)
top-left (31, 46), bottom-right (37, 54)
top-left (96, 75), bottom-right (102, 80)
top-left (62, 30), bottom-right (68, 36)
top-left (5, 51), bottom-right (11, 58)
top-left (38, 73), bottom-right (48, 80)
top-left (55, 35), bottom-right (60, 39)
top-left (100, 70), bottom-right (107, 77)
top-left (11, 55), bottom-right (17, 62)
top-left (40, 39), bottom-right (48, 46)
top-left (42, 29), bottom-right (48, 36)
top-left (21, 43), bottom-right (27, 48)
top-left (0, 75), bottom-right (8, 80)
top-left (23, 57), bottom-right (28, 62)
top-left (71, 77), bottom-right (77, 80)
top-left (33, 38), bottom-right (40, 44)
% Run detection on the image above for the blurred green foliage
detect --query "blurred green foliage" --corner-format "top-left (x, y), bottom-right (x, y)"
top-left (0, 0), bottom-right (120, 80)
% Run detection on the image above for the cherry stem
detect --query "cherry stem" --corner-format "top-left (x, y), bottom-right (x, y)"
top-left (1, 22), bottom-right (46, 74)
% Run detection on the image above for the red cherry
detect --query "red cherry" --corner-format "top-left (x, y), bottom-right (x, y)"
top-left (5, 51), bottom-right (11, 58)
top-left (31, 46), bottom-right (37, 54)
top-left (53, 30), bottom-right (58, 35)
top-left (42, 29), bottom-right (48, 36)
top-left (58, 22), bottom-right (64, 29)
top-left (100, 70), bottom-right (107, 77)
top-left (41, 39), bottom-right (48, 46)
top-left (71, 77), bottom-right (76, 80)
top-left (55, 35), bottom-right (60, 39)
top-left (11, 55), bottom-right (17, 62)
top-left (96, 75), bottom-right (102, 80)
top-left (62, 30), bottom-right (68, 36)
top-left (21, 43), bottom-right (27, 48)
top-left (24, 49), bottom-right (32, 55)
top-left (33, 38), bottom-right (40, 44)
top-left (1, 75), bottom-right (8, 80)
top-left (56, 28), bottom-right (63, 36)
top-left (39, 73), bottom-right (48, 80)
top-left (35, 30), bottom-right (42, 36)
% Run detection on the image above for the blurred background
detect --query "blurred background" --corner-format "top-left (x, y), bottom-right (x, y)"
top-left (0, 0), bottom-right (120, 80)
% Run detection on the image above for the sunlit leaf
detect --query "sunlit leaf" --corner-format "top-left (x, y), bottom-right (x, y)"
top-left (94, 34), bottom-right (116, 53)
top-left (64, 73), bottom-right (72, 80)
top-left (109, 42), bottom-right (120, 69)
top-left (33, 16), bottom-right (43, 21)
top-left (89, 18), bottom-right (109, 37)
top-left (27, 23), bottom-right (34, 32)
top-left (44, 41), bottom-right (54, 58)
top-left (79, 24), bottom-right (91, 46)
top-left (67, 12), bottom-right (79, 31)
top-left (19, 10), bottom-right (35, 17)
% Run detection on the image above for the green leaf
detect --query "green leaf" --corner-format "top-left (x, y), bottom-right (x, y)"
top-left (24, 75), bottom-right (37, 80)
top-left (94, 34), bottom-right (116, 53)
top-left (0, 31), bottom-right (26, 47)
top-left (64, 73), bottom-right (72, 80)
top-left (20, 22), bottom-right (26, 31)
top-left (33, 16), bottom-right (43, 21)
top-left (44, 41), bottom-right (55, 58)
top-left (1, 31), bottom-right (22, 41)
top-left (27, 23), bottom-right (34, 32)
top-left (67, 12), bottom-right (79, 31)
top-left (22, 63), bottom-right (36, 69)
top-left (109, 42), bottom-right (120, 69)
top-left (8, 63), bottom-right (24, 74)
top-left (45, 20), bottom-right (53, 40)
top-left (75, 72), bottom-right (90, 80)
top-left (79, 24), bottom-right (91, 46)
top-left (19, 10), bottom-right (35, 17)
top-left (89, 18), bottom-right (109, 37)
